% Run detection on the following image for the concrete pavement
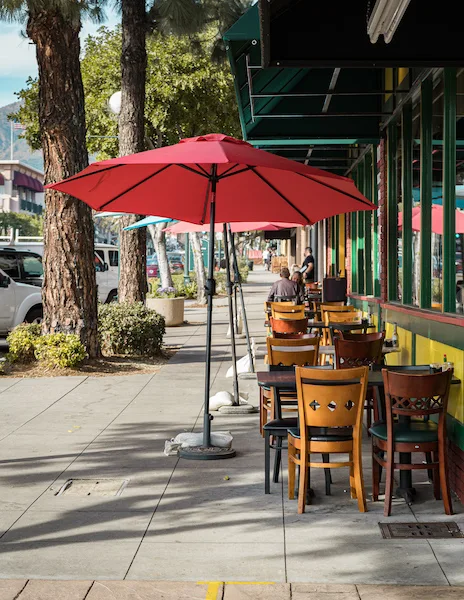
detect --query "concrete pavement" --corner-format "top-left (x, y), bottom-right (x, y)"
top-left (0, 269), bottom-right (463, 590)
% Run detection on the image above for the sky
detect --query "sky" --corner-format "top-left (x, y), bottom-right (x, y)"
top-left (0, 11), bottom-right (119, 107)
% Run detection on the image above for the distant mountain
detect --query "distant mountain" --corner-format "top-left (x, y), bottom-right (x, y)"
top-left (0, 102), bottom-right (43, 172)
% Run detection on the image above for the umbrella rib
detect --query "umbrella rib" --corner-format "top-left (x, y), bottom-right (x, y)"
top-left (195, 164), bottom-right (210, 177)
top-left (99, 164), bottom-right (172, 210)
top-left (51, 164), bottom-right (123, 186)
top-left (248, 166), bottom-right (312, 225)
top-left (295, 172), bottom-right (374, 209)
top-left (178, 164), bottom-right (210, 178)
top-left (219, 163), bottom-right (241, 178)
top-left (219, 166), bottom-right (252, 180)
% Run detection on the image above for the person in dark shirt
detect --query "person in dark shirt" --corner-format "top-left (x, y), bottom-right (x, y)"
top-left (267, 267), bottom-right (300, 302)
top-left (302, 247), bottom-right (315, 282)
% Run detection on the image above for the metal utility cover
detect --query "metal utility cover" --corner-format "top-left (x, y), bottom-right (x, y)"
top-left (55, 478), bottom-right (129, 497)
top-left (379, 522), bottom-right (464, 539)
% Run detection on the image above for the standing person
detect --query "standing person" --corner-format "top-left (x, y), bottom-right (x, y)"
top-left (302, 247), bottom-right (315, 283)
top-left (267, 267), bottom-right (299, 302)
top-left (262, 246), bottom-right (271, 271)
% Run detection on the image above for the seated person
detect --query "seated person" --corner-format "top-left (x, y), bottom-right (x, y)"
top-left (267, 267), bottom-right (302, 303)
top-left (291, 270), bottom-right (306, 305)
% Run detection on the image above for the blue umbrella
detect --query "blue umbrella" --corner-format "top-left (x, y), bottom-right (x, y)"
top-left (123, 215), bottom-right (176, 230)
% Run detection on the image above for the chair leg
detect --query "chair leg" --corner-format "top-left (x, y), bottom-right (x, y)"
top-left (383, 447), bottom-right (394, 517)
top-left (349, 452), bottom-right (357, 500)
top-left (288, 440), bottom-right (296, 500)
top-left (372, 444), bottom-right (380, 502)
top-left (432, 451), bottom-right (441, 501)
top-left (322, 453), bottom-right (331, 496)
top-left (298, 454), bottom-right (309, 514)
top-left (264, 430), bottom-right (271, 494)
top-left (438, 439), bottom-right (453, 515)
top-left (353, 445), bottom-right (367, 513)
top-left (273, 436), bottom-right (282, 483)
top-left (425, 451), bottom-right (433, 482)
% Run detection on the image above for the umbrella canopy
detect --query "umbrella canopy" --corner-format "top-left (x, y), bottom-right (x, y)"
top-left (123, 215), bottom-right (175, 231)
top-left (47, 134), bottom-right (374, 225)
top-left (165, 221), bottom-right (300, 234)
top-left (398, 205), bottom-right (464, 234)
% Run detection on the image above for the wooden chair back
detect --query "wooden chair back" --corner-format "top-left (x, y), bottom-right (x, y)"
top-left (270, 317), bottom-right (308, 335)
top-left (271, 303), bottom-right (305, 320)
top-left (295, 365), bottom-right (368, 429)
top-left (323, 310), bottom-right (363, 345)
top-left (382, 369), bottom-right (452, 419)
top-left (306, 282), bottom-right (320, 291)
top-left (341, 331), bottom-right (385, 342)
top-left (273, 332), bottom-right (317, 339)
top-left (320, 304), bottom-right (355, 313)
top-left (334, 336), bottom-right (384, 369)
top-left (267, 337), bottom-right (320, 367)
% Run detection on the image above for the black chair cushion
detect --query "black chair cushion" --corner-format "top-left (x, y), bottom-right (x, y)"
top-left (263, 417), bottom-right (298, 432)
top-left (369, 421), bottom-right (438, 443)
top-left (288, 426), bottom-right (352, 442)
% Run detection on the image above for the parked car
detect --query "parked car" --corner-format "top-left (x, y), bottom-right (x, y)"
top-left (146, 254), bottom-right (184, 278)
top-left (0, 243), bottom-right (119, 304)
top-left (0, 268), bottom-right (43, 336)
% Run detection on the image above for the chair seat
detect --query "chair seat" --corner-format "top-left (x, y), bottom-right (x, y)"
top-left (263, 417), bottom-right (298, 431)
top-left (288, 426), bottom-right (352, 442)
top-left (369, 421), bottom-right (438, 443)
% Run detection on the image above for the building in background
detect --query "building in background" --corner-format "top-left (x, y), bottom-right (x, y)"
top-left (0, 160), bottom-right (44, 216)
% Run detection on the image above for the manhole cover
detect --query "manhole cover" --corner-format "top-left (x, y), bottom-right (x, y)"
top-left (379, 522), bottom-right (464, 539)
top-left (55, 478), bottom-right (129, 497)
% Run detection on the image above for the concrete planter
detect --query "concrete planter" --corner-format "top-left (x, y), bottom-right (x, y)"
top-left (146, 297), bottom-right (185, 327)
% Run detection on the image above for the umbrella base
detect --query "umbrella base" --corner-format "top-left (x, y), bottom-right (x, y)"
top-left (218, 405), bottom-right (257, 414)
top-left (179, 446), bottom-right (236, 460)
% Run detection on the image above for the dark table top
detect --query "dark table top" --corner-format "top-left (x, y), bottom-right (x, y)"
top-left (256, 369), bottom-right (461, 390)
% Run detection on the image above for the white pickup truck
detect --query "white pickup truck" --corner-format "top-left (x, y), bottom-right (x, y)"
top-left (0, 268), bottom-right (43, 336)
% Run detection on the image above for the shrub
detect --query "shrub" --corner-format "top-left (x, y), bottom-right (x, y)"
top-left (34, 334), bottom-right (87, 368)
top-left (147, 275), bottom-right (198, 299)
top-left (7, 323), bottom-right (42, 363)
top-left (99, 302), bottom-right (165, 357)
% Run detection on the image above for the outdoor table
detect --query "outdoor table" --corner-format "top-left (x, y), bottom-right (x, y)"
top-left (256, 368), bottom-right (461, 504)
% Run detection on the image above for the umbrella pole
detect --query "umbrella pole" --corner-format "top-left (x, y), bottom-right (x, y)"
top-left (223, 224), bottom-right (239, 406)
top-left (179, 165), bottom-right (235, 460)
top-left (229, 225), bottom-right (254, 373)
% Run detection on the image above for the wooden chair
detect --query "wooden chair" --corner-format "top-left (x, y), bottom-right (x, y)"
top-left (270, 317), bottom-right (309, 335)
top-left (370, 369), bottom-right (453, 517)
top-left (324, 310), bottom-right (363, 345)
top-left (319, 305), bottom-right (357, 347)
top-left (271, 302), bottom-right (305, 320)
top-left (288, 365), bottom-right (369, 513)
top-left (273, 332), bottom-right (317, 339)
top-left (262, 337), bottom-right (320, 491)
top-left (334, 335), bottom-right (385, 431)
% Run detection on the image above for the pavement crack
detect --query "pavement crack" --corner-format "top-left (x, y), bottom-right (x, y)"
top-left (12, 580), bottom-right (29, 599)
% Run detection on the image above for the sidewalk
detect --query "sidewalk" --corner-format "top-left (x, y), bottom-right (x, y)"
top-left (0, 269), bottom-right (463, 590)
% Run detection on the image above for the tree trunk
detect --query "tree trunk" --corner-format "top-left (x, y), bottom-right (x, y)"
top-left (152, 224), bottom-right (174, 289)
top-left (191, 232), bottom-right (207, 304)
top-left (27, 10), bottom-right (99, 357)
top-left (118, 0), bottom-right (148, 304)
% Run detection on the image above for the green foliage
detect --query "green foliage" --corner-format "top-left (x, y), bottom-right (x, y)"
top-left (147, 275), bottom-right (198, 299)
top-left (98, 302), bottom-right (165, 356)
top-left (0, 211), bottom-right (43, 236)
top-left (12, 26), bottom-right (241, 160)
top-left (6, 323), bottom-right (42, 363)
top-left (34, 334), bottom-right (88, 368)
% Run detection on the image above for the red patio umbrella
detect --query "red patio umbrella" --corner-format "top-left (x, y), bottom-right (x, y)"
top-left (165, 221), bottom-right (300, 234)
top-left (47, 133), bottom-right (375, 460)
top-left (398, 205), bottom-right (464, 235)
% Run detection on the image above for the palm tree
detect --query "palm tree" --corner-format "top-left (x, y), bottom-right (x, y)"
top-left (117, 0), bottom-right (148, 303)
top-left (0, 1), bottom-right (104, 357)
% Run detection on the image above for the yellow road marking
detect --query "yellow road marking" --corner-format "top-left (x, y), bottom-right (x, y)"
top-left (205, 581), bottom-right (221, 600)
top-left (200, 580), bottom-right (275, 598)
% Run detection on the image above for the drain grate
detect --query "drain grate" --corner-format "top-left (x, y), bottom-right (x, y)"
top-left (54, 478), bottom-right (129, 497)
top-left (379, 522), bottom-right (464, 539)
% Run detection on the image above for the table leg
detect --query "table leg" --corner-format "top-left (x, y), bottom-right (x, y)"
top-left (396, 453), bottom-right (416, 505)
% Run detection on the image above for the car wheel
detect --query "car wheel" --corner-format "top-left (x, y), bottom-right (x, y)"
top-left (24, 306), bottom-right (43, 325)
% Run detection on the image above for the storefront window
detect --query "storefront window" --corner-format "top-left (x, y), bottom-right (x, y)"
top-left (456, 70), bottom-right (464, 313)
top-left (431, 76), bottom-right (444, 311)
top-left (412, 101), bottom-right (421, 306)
top-left (396, 120), bottom-right (403, 302)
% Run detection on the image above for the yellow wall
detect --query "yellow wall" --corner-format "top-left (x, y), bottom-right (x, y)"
top-left (384, 323), bottom-right (413, 366)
